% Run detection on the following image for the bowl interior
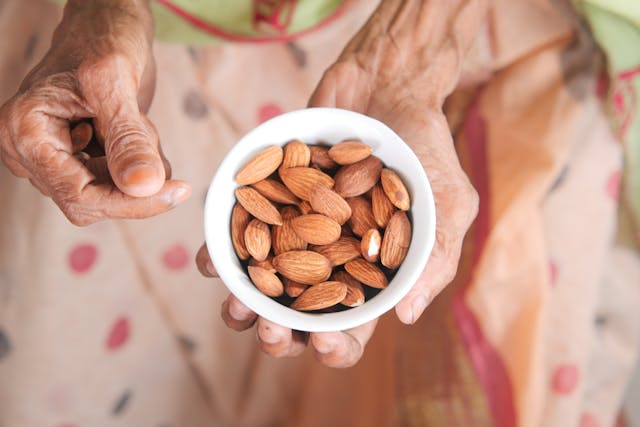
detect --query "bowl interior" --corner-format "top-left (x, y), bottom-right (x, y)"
top-left (205, 108), bottom-right (436, 332)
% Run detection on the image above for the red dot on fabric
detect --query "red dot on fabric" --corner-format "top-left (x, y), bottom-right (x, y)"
top-left (162, 244), bottom-right (189, 271)
top-left (551, 364), bottom-right (579, 394)
top-left (68, 243), bottom-right (98, 274)
top-left (106, 317), bottom-right (130, 351)
top-left (257, 103), bottom-right (283, 124)
top-left (549, 260), bottom-right (559, 287)
top-left (579, 413), bottom-right (599, 427)
top-left (606, 170), bottom-right (622, 200)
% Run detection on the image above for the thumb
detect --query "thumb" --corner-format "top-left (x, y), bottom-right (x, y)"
top-left (98, 104), bottom-right (165, 197)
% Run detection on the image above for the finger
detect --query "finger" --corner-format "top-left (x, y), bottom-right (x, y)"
top-left (221, 294), bottom-right (258, 331)
top-left (195, 243), bottom-right (218, 278)
top-left (310, 319), bottom-right (377, 368)
top-left (70, 122), bottom-right (93, 152)
top-left (75, 155), bottom-right (112, 185)
top-left (158, 142), bottom-right (172, 180)
top-left (256, 317), bottom-right (307, 358)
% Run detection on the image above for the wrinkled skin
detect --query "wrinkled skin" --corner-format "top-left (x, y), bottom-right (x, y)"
top-left (197, 0), bottom-right (482, 368)
top-left (0, 0), bottom-right (191, 226)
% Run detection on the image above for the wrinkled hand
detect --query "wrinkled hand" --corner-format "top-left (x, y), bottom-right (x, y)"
top-left (0, 1), bottom-right (190, 225)
top-left (199, 0), bottom-right (481, 367)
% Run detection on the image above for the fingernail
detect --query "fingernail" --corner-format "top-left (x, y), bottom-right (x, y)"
top-left (258, 326), bottom-right (282, 344)
top-left (123, 163), bottom-right (156, 185)
top-left (206, 260), bottom-right (216, 276)
top-left (314, 337), bottom-right (337, 354)
top-left (172, 186), bottom-right (190, 203)
top-left (228, 300), bottom-right (251, 322)
top-left (410, 295), bottom-right (429, 324)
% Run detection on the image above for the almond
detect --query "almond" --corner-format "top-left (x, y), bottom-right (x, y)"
top-left (281, 140), bottom-right (311, 169)
top-left (380, 211), bottom-right (412, 269)
top-left (248, 266), bottom-right (284, 297)
top-left (345, 258), bottom-right (388, 289)
top-left (309, 237), bottom-right (361, 266)
top-left (290, 281), bottom-right (347, 311)
top-left (252, 179), bottom-right (299, 205)
top-left (231, 203), bottom-right (251, 260)
top-left (333, 271), bottom-right (365, 307)
top-left (272, 206), bottom-right (307, 255)
top-left (380, 168), bottom-right (410, 211)
top-left (283, 278), bottom-right (307, 297)
top-left (334, 156), bottom-right (382, 198)
top-left (244, 219), bottom-right (271, 261)
top-left (328, 140), bottom-right (372, 165)
top-left (236, 146), bottom-right (283, 185)
top-left (346, 197), bottom-right (378, 237)
top-left (273, 250), bottom-right (332, 284)
top-left (371, 184), bottom-right (396, 228)
top-left (279, 167), bottom-right (334, 200)
top-left (298, 200), bottom-right (314, 215)
top-left (249, 255), bottom-right (276, 273)
top-left (290, 214), bottom-right (341, 245)
top-left (361, 229), bottom-right (381, 263)
top-left (308, 184), bottom-right (352, 225)
top-left (309, 145), bottom-right (338, 170)
top-left (235, 187), bottom-right (283, 225)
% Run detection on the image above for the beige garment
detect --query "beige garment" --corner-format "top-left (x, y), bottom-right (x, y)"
top-left (0, 1), bottom-right (638, 427)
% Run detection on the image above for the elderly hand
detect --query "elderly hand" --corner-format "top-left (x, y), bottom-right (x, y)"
top-left (0, 0), bottom-right (191, 225)
top-left (199, 0), bottom-right (484, 367)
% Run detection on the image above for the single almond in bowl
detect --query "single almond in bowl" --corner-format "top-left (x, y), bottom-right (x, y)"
top-left (290, 281), bottom-right (348, 311)
top-left (346, 197), bottom-right (378, 237)
top-left (380, 211), bottom-right (412, 269)
top-left (272, 206), bottom-right (308, 255)
top-left (284, 278), bottom-right (308, 297)
top-left (281, 140), bottom-right (311, 169)
top-left (244, 219), bottom-right (271, 262)
top-left (252, 179), bottom-right (299, 205)
top-left (235, 187), bottom-right (283, 225)
top-left (290, 214), bottom-right (342, 246)
top-left (371, 184), bottom-right (396, 228)
top-left (308, 184), bottom-right (352, 225)
top-left (248, 266), bottom-right (284, 297)
top-left (309, 145), bottom-right (338, 170)
top-left (345, 258), bottom-right (388, 289)
top-left (231, 203), bottom-right (251, 260)
top-left (333, 271), bottom-right (365, 307)
top-left (328, 140), bottom-right (372, 165)
top-left (236, 146), bottom-right (283, 185)
top-left (334, 156), bottom-right (383, 198)
top-left (361, 229), bottom-right (381, 263)
top-left (272, 250), bottom-right (332, 285)
top-left (279, 167), bottom-right (335, 200)
top-left (380, 168), bottom-right (411, 211)
top-left (309, 236), bottom-right (361, 267)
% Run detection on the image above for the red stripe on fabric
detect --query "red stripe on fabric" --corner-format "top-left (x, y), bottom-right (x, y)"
top-left (452, 97), bottom-right (518, 427)
top-left (618, 65), bottom-right (640, 80)
top-left (154, 0), bottom-right (348, 44)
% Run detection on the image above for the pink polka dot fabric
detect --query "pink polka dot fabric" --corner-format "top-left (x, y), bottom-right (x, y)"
top-left (105, 317), bottom-right (130, 351)
top-left (68, 244), bottom-right (98, 274)
top-left (551, 364), bottom-right (579, 395)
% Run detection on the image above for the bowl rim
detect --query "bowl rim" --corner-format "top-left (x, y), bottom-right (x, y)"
top-left (204, 107), bottom-right (436, 332)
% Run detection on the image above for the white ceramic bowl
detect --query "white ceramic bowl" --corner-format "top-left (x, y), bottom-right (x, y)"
top-left (205, 108), bottom-right (436, 332)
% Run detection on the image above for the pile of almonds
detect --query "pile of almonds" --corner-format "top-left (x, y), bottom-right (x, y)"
top-left (231, 139), bottom-right (412, 312)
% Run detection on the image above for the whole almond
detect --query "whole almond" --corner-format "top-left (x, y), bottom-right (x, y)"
top-left (309, 145), bottom-right (338, 170)
top-left (272, 206), bottom-right (307, 255)
top-left (248, 266), bottom-right (284, 297)
top-left (235, 187), bottom-right (283, 225)
top-left (371, 184), bottom-right (396, 228)
top-left (279, 167), bottom-right (334, 200)
top-left (231, 203), bottom-right (251, 260)
top-left (249, 255), bottom-right (276, 273)
top-left (346, 197), bottom-right (378, 237)
top-left (244, 219), bottom-right (271, 261)
top-left (252, 179), bottom-right (299, 205)
top-left (361, 229), bottom-right (381, 263)
top-left (236, 146), bottom-right (283, 185)
top-left (309, 184), bottom-right (352, 225)
top-left (290, 281), bottom-right (347, 311)
top-left (290, 214), bottom-right (341, 245)
top-left (345, 258), bottom-right (388, 289)
top-left (380, 168), bottom-right (411, 211)
top-left (328, 140), bottom-right (372, 165)
top-left (273, 250), bottom-right (332, 284)
top-left (380, 211), bottom-right (412, 269)
top-left (283, 278), bottom-right (308, 297)
top-left (281, 140), bottom-right (311, 169)
top-left (309, 237), bottom-right (361, 266)
top-left (334, 156), bottom-right (383, 198)
top-left (333, 271), bottom-right (365, 307)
